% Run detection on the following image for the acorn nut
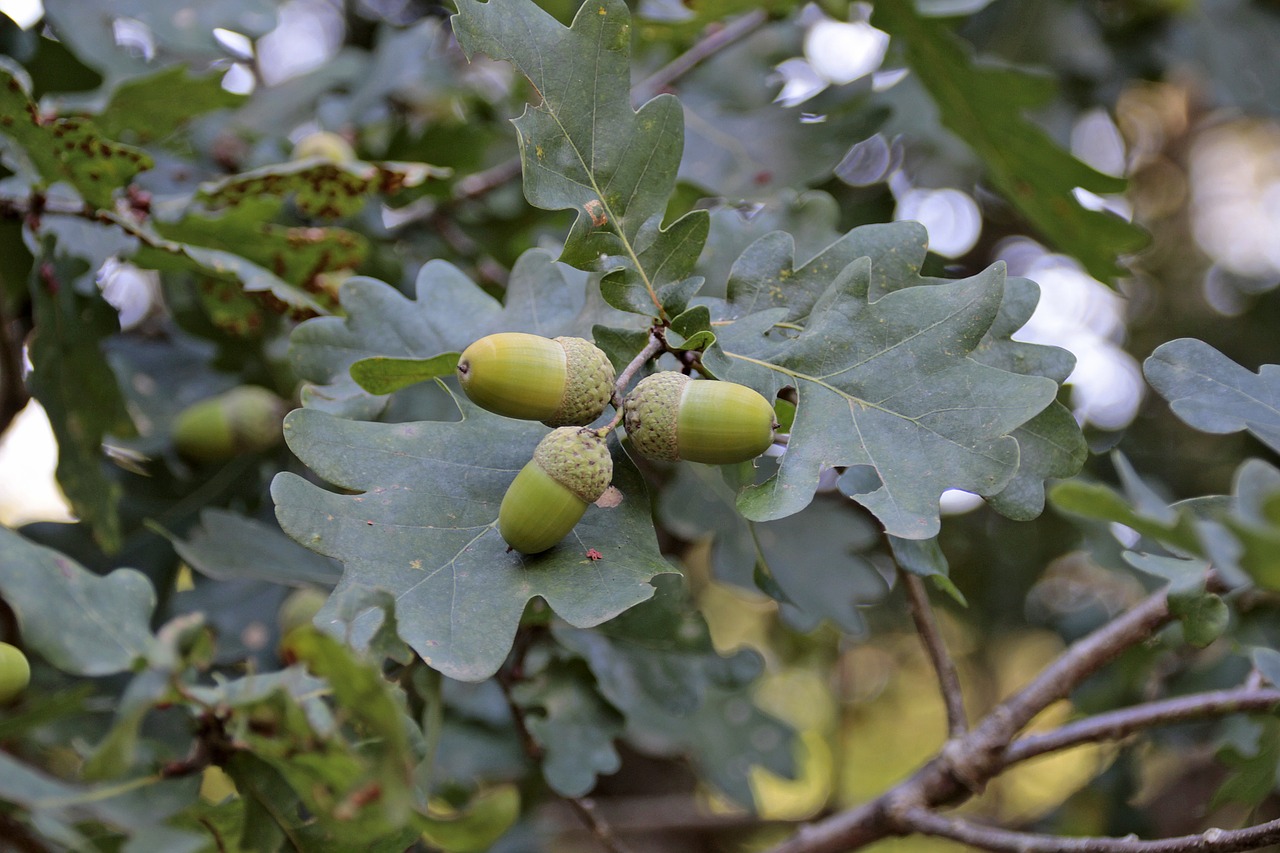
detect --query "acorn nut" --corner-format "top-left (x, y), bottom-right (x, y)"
top-left (457, 333), bottom-right (615, 427)
top-left (172, 386), bottom-right (289, 463)
top-left (499, 427), bottom-right (613, 554)
top-left (623, 372), bottom-right (776, 465)
top-left (0, 642), bottom-right (30, 703)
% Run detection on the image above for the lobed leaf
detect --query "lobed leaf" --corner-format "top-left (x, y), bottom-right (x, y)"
top-left (697, 222), bottom-right (1063, 538)
top-left (1145, 338), bottom-right (1280, 453)
top-left (272, 400), bottom-right (675, 682)
top-left (291, 251), bottom-right (589, 419)
top-left (871, 0), bottom-right (1147, 284)
top-left (0, 61), bottom-right (153, 208)
top-left (453, 0), bottom-right (708, 320)
top-left (0, 526), bottom-right (155, 676)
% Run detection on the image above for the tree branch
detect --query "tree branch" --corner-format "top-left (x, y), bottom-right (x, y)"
top-left (1003, 686), bottom-right (1280, 766)
top-left (900, 568), bottom-right (967, 738)
top-left (630, 9), bottom-right (770, 104)
top-left (899, 807), bottom-right (1280, 853)
top-left (767, 579), bottom-right (1196, 853)
top-left (565, 797), bottom-right (639, 853)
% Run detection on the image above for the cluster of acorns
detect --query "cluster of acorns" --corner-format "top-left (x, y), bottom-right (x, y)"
top-left (456, 332), bottom-right (778, 554)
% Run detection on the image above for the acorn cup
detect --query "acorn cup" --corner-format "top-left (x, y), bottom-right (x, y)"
top-left (623, 372), bottom-right (777, 465)
top-left (456, 333), bottom-right (615, 427)
top-left (499, 427), bottom-right (613, 554)
top-left (172, 386), bottom-right (289, 463)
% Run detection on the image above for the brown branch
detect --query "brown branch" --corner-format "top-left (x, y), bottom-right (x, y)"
top-left (565, 797), bottom-right (639, 853)
top-left (1003, 686), bottom-right (1280, 766)
top-left (900, 568), bottom-right (967, 737)
top-left (766, 579), bottom-right (1193, 853)
top-left (631, 9), bottom-right (770, 105)
top-left (899, 807), bottom-right (1280, 853)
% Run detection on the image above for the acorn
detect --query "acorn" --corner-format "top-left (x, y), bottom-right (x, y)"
top-left (456, 333), bottom-right (615, 427)
top-left (499, 427), bottom-right (613, 554)
top-left (623, 372), bottom-right (777, 465)
top-left (290, 130), bottom-right (356, 163)
top-left (0, 642), bottom-right (30, 703)
top-left (172, 386), bottom-right (289, 463)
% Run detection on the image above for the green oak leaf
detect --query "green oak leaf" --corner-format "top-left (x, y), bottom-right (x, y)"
top-left (199, 158), bottom-right (449, 219)
top-left (871, 0), bottom-right (1148, 284)
top-left (1145, 339), bottom-right (1280, 454)
top-left (511, 657), bottom-right (623, 797)
top-left (0, 526), bottom-right (155, 676)
top-left (350, 353), bottom-right (462, 396)
top-left (154, 197), bottom-right (367, 295)
top-left (556, 573), bottom-right (762, 717)
top-left (697, 228), bottom-right (1059, 538)
top-left (291, 250), bottom-right (589, 419)
top-left (164, 508), bottom-right (343, 588)
top-left (26, 250), bottom-right (134, 551)
top-left (93, 65), bottom-right (246, 143)
top-left (0, 752), bottom-right (202, 851)
top-left (452, 0), bottom-right (708, 321)
top-left (0, 61), bottom-right (153, 209)
top-left (271, 398), bottom-right (674, 682)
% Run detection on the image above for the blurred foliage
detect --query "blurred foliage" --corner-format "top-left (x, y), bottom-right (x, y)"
top-left (2, 0), bottom-right (1280, 851)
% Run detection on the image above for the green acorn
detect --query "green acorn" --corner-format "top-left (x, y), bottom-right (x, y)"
top-left (623, 372), bottom-right (777, 465)
top-left (172, 386), bottom-right (289, 463)
top-left (0, 642), bottom-right (30, 703)
top-left (456, 333), bottom-right (615, 427)
top-left (499, 427), bottom-right (613, 554)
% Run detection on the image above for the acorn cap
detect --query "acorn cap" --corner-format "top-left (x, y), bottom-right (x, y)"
top-left (534, 427), bottom-right (613, 503)
top-left (622, 372), bottom-right (687, 462)
top-left (548, 336), bottom-right (615, 427)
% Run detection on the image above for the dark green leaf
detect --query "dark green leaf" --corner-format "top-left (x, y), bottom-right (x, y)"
top-left (1145, 338), bottom-right (1280, 453)
top-left (164, 508), bottom-right (343, 588)
top-left (699, 229), bottom-right (1059, 537)
top-left (453, 0), bottom-right (708, 321)
top-left (556, 574), bottom-right (757, 717)
top-left (0, 526), bottom-right (155, 675)
top-left (272, 401), bottom-right (675, 681)
top-left (512, 657), bottom-right (623, 796)
top-left (291, 251), bottom-right (589, 420)
top-left (26, 250), bottom-right (133, 551)
top-left (871, 0), bottom-right (1147, 283)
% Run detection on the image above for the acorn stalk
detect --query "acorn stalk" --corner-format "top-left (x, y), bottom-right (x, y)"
top-left (499, 427), bottom-right (613, 554)
top-left (456, 332), bottom-right (614, 426)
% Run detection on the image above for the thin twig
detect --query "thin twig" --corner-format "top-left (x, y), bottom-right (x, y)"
top-left (566, 797), bottom-right (639, 853)
top-left (766, 579), bottom-right (1197, 853)
top-left (631, 9), bottom-right (770, 105)
top-left (1003, 686), bottom-right (1280, 766)
top-left (900, 568), bottom-right (967, 738)
top-left (900, 807), bottom-right (1280, 853)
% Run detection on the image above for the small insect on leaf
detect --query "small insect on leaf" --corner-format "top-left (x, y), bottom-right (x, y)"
top-left (586, 548), bottom-right (603, 562)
